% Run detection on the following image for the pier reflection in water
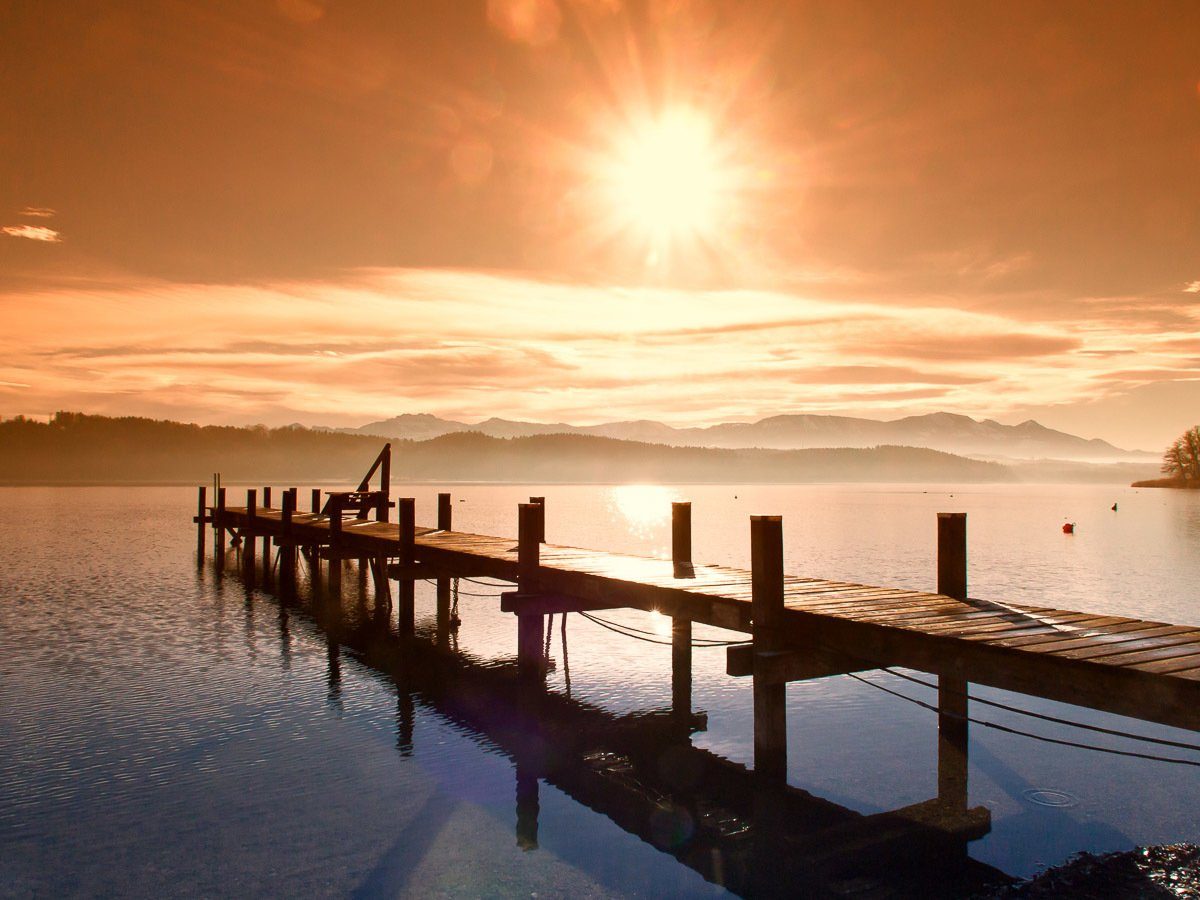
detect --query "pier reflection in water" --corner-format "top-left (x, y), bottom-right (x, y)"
top-left (236, 543), bottom-right (1010, 898)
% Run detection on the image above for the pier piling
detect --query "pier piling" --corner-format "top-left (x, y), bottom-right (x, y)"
top-left (671, 501), bottom-right (693, 720)
top-left (328, 500), bottom-right (343, 595)
top-left (751, 515), bottom-right (787, 784)
top-left (215, 487), bottom-right (227, 571)
top-left (242, 489), bottom-right (257, 586)
top-left (260, 487), bottom-right (273, 586)
top-left (398, 498), bottom-right (416, 634)
top-left (436, 493), bottom-right (452, 643)
top-left (937, 512), bottom-right (970, 813)
top-left (195, 486), bottom-right (206, 562)
top-left (937, 512), bottom-right (967, 602)
top-left (529, 497), bottom-right (545, 542)
top-left (517, 503), bottom-right (544, 680)
top-left (279, 489), bottom-right (296, 595)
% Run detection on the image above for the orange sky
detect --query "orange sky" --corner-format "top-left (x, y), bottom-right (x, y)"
top-left (2, 0), bottom-right (1198, 450)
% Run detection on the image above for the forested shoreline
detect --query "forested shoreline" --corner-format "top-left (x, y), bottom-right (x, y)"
top-left (0, 412), bottom-right (1014, 485)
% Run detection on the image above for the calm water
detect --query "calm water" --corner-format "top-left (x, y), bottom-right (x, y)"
top-left (2, 483), bottom-right (1199, 897)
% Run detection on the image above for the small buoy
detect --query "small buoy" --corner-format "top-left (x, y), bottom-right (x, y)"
top-left (1111, 503), bottom-right (1118, 511)
top-left (1062, 522), bottom-right (1075, 534)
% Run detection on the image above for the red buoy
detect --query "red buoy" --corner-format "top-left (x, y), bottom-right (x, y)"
top-left (1062, 522), bottom-right (1075, 534)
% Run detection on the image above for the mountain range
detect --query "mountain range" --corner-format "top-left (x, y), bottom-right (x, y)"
top-left (340, 412), bottom-right (1149, 462)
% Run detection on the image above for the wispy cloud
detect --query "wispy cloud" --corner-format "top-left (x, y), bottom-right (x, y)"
top-left (1185, 281), bottom-right (1200, 294)
top-left (2, 225), bottom-right (61, 243)
top-left (18, 207), bottom-right (56, 219)
top-left (0, 267), bottom-right (1196, 448)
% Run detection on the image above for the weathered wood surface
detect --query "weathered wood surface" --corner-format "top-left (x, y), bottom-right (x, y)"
top-left (217, 505), bottom-right (1200, 731)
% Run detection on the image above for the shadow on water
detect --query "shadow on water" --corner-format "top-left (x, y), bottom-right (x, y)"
top-left (217, 550), bottom-right (1014, 899)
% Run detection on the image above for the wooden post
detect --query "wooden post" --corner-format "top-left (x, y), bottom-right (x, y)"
top-left (672, 501), bottom-right (692, 571)
top-left (242, 489), bottom-right (257, 586)
top-left (260, 487), bottom-right (272, 586)
top-left (215, 487), bottom-right (227, 571)
top-left (529, 496), bottom-right (545, 542)
top-left (280, 489), bottom-right (296, 595)
top-left (328, 500), bottom-right (343, 596)
top-left (379, 445), bottom-right (391, 523)
top-left (938, 673), bottom-right (970, 813)
top-left (937, 512), bottom-right (967, 601)
top-left (195, 486), bottom-right (207, 562)
top-left (751, 515), bottom-right (787, 784)
top-left (672, 501), bottom-right (693, 720)
top-left (372, 468), bottom-right (394, 599)
top-left (397, 498), bottom-right (415, 635)
top-left (517, 503), bottom-right (544, 680)
top-left (311, 488), bottom-right (321, 514)
top-left (937, 513), bottom-right (969, 812)
top-left (436, 493), bottom-right (452, 643)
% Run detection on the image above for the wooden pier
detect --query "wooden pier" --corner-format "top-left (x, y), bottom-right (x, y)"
top-left (194, 443), bottom-right (1200, 872)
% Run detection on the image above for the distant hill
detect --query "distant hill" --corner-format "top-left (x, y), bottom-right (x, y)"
top-left (0, 412), bottom-right (1016, 485)
top-left (347, 411), bottom-right (1146, 462)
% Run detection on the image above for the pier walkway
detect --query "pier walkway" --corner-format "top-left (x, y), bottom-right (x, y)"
top-left (205, 498), bottom-right (1200, 736)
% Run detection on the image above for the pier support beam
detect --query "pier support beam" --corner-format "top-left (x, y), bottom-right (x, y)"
top-left (242, 489), bottom-right (257, 587)
top-left (279, 489), bottom-right (296, 596)
top-left (938, 674), bottom-right (969, 813)
top-left (937, 512), bottom-right (970, 814)
top-left (195, 486), bottom-right (207, 563)
top-left (397, 498), bottom-right (416, 635)
top-left (260, 487), bottom-right (273, 587)
top-left (436, 493), bottom-right (453, 644)
top-left (517, 503), bottom-right (544, 681)
top-left (214, 487), bottom-right (227, 572)
top-left (328, 502), bottom-right (343, 596)
top-left (937, 512), bottom-right (967, 602)
top-left (751, 515), bottom-right (787, 784)
top-left (671, 501), bottom-right (693, 720)
top-left (528, 497), bottom-right (545, 543)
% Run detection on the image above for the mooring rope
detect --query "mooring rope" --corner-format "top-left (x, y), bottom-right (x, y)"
top-left (871, 665), bottom-right (1200, 754)
top-left (577, 610), bottom-right (744, 648)
top-left (846, 671), bottom-right (1200, 768)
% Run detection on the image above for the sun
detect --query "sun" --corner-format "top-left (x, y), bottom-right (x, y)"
top-left (600, 108), bottom-right (734, 247)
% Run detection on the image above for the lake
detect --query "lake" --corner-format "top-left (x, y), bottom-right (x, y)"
top-left (2, 483), bottom-right (1198, 897)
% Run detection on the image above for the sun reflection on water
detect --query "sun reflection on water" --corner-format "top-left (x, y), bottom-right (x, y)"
top-left (608, 484), bottom-right (677, 540)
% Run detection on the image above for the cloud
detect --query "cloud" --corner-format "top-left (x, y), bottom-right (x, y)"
top-left (0, 266), bottom-right (1195, 447)
top-left (18, 207), bottom-right (56, 218)
top-left (1185, 281), bottom-right (1200, 294)
top-left (2, 225), bottom-right (61, 243)
top-left (853, 333), bottom-right (1079, 362)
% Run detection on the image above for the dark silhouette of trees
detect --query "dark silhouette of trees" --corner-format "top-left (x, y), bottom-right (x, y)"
top-left (1161, 425), bottom-right (1200, 482)
top-left (0, 412), bottom-right (1014, 485)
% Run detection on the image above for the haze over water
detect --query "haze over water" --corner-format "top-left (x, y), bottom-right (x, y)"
top-left (3, 483), bottom-right (1198, 896)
